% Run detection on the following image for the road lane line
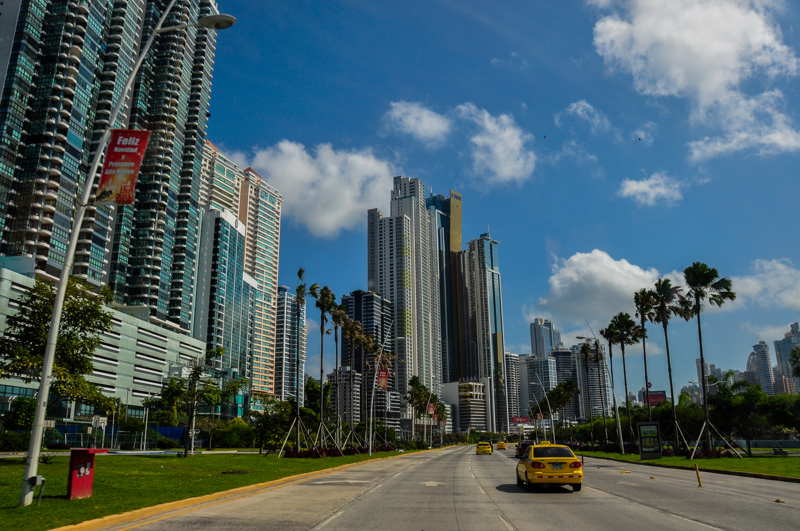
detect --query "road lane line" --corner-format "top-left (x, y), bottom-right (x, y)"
top-left (497, 514), bottom-right (517, 531)
top-left (310, 510), bottom-right (344, 530)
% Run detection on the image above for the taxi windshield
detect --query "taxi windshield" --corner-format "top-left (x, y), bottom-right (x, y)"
top-left (533, 447), bottom-right (574, 458)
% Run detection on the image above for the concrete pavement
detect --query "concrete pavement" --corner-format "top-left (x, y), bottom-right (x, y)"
top-left (110, 445), bottom-right (799, 530)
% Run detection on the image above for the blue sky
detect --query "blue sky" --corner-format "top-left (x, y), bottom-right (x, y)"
top-left (209, 1), bottom-right (800, 397)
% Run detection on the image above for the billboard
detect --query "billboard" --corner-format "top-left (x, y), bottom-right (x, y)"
top-left (637, 422), bottom-right (662, 460)
top-left (511, 416), bottom-right (530, 424)
top-left (95, 129), bottom-right (150, 205)
top-left (377, 369), bottom-right (389, 390)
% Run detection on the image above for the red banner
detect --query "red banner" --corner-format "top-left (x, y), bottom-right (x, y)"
top-left (377, 369), bottom-right (388, 390)
top-left (511, 416), bottom-right (530, 424)
top-left (95, 129), bottom-right (150, 205)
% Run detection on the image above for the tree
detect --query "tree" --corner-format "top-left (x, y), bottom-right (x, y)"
top-left (251, 396), bottom-right (294, 453)
top-left (331, 302), bottom-right (348, 441)
top-left (610, 312), bottom-right (643, 439)
top-left (0, 278), bottom-right (113, 409)
top-left (294, 268), bottom-right (308, 449)
top-left (651, 278), bottom-right (692, 452)
top-left (600, 323), bottom-right (625, 451)
top-left (2, 397), bottom-right (37, 431)
top-left (309, 284), bottom-right (336, 430)
top-left (683, 262), bottom-right (736, 452)
top-left (633, 288), bottom-right (657, 420)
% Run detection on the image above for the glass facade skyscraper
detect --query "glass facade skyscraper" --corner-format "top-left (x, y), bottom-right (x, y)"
top-left (530, 318), bottom-right (561, 358)
top-left (275, 286), bottom-right (306, 406)
top-left (0, 0), bottom-right (219, 333)
top-left (193, 209), bottom-right (255, 380)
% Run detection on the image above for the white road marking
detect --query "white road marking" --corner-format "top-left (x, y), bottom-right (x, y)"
top-left (310, 510), bottom-right (344, 530)
top-left (422, 481), bottom-right (445, 487)
top-left (497, 514), bottom-right (516, 531)
top-left (312, 479), bottom-right (371, 485)
top-left (671, 513), bottom-right (724, 530)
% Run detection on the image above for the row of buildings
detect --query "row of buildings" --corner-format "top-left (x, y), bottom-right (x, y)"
top-left (685, 323), bottom-right (800, 400)
top-left (0, 0), bottom-right (310, 419)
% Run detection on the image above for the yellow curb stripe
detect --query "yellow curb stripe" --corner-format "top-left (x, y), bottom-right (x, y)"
top-left (53, 446), bottom-right (454, 531)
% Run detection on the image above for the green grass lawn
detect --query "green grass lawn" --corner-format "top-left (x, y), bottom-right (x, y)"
top-left (0, 451), bottom-right (408, 530)
top-left (578, 450), bottom-right (800, 479)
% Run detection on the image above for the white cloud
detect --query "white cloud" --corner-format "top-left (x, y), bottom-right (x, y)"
top-left (537, 249), bottom-right (660, 326)
top-left (456, 103), bottom-right (536, 184)
top-left (490, 51), bottom-right (529, 70)
top-left (733, 259), bottom-right (800, 311)
top-left (740, 322), bottom-right (793, 342)
top-left (247, 141), bottom-right (395, 237)
top-left (384, 101), bottom-right (452, 146)
top-left (632, 121), bottom-right (657, 145)
top-left (618, 172), bottom-right (683, 206)
top-left (555, 100), bottom-right (614, 135)
top-left (591, 0), bottom-right (800, 160)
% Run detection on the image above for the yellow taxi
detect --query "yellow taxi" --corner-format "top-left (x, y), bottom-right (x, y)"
top-left (476, 441), bottom-right (493, 455)
top-left (497, 441), bottom-right (507, 450)
top-left (515, 442), bottom-right (583, 491)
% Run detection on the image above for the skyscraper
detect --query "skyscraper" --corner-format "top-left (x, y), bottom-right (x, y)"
top-left (368, 177), bottom-right (442, 417)
top-left (774, 323), bottom-right (800, 393)
top-left (461, 233), bottom-right (508, 432)
top-left (200, 141), bottom-right (242, 213)
top-left (329, 366), bottom-right (362, 425)
top-left (426, 191), bottom-right (463, 384)
top-left (747, 341), bottom-right (775, 395)
top-left (192, 209), bottom-right (255, 380)
top-left (551, 348), bottom-right (580, 420)
top-left (504, 352), bottom-right (521, 419)
top-left (0, 0), bottom-right (218, 331)
top-left (275, 286), bottom-right (306, 406)
top-left (530, 318), bottom-right (561, 358)
top-left (341, 289), bottom-right (398, 429)
top-left (238, 168), bottom-right (282, 397)
top-left (574, 344), bottom-right (612, 419)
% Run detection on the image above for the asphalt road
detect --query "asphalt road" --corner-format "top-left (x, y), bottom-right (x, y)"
top-left (127, 445), bottom-right (800, 530)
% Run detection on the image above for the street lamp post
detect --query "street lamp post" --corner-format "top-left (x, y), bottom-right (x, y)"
top-left (19, 3), bottom-right (235, 506)
top-left (533, 373), bottom-right (556, 442)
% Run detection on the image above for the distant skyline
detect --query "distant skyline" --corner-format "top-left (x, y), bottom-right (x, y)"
top-left (208, 1), bottom-right (800, 397)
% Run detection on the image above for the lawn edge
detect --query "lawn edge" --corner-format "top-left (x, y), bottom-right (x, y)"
top-left (578, 453), bottom-right (800, 483)
top-left (51, 446), bottom-right (454, 531)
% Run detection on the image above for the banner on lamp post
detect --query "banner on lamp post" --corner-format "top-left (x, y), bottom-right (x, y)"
top-left (377, 369), bottom-right (389, 390)
top-left (95, 129), bottom-right (150, 205)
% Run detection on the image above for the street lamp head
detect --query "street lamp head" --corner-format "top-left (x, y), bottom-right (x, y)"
top-left (198, 13), bottom-right (236, 30)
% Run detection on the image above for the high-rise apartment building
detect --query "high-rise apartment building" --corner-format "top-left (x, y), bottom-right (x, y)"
top-left (341, 290), bottom-right (398, 429)
top-left (442, 381), bottom-right (487, 432)
top-left (368, 177), bottom-right (442, 410)
top-left (574, 344), bottom-right (612, 419)
top-left (528, 355), bottom-right (557, 406)
top-left (504, 352), bottom-right (521, 419)
top-left (747, 341), bottom-right (775, 395)
top-left (461, 233), bottom-right (508, 432)
top-left (193, 209), bottom-right (255, 380)
top-left (530, 318), bottom-right (561, 358)
top-left (329, 366), bottom-right (362, 425)
top-left (238, 168), bottom-right (281, 397)
top-left (426, 191), bottom-right (463, 383)
top-left (0, 0), bottom-right (218, 332)
top-left (551, 348), bottom-right (580, 420)
top-left (200, 141), bottom-right (242, 213)
top-left (275, 286), bottom-right (306, 406)
top-left (774, 323), bottom-right (800, 393)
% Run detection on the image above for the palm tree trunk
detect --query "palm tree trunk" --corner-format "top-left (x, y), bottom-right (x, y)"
top-left (295, 306), bottom-right (301, 450)
top-left (334, 325), bottom-right (340, 446)
top-left (319, 318), bottom-right (325, 438)
top-left (695, 296), bottom-right (712, 453)
top-left (608, 340), bottom-right (625, 454)
top-left (621, 343), bottom-right (634, 440)
top-left (662, 321), bottom-right (680, 454)
top-left (641, 316), bottom-right (652, 420)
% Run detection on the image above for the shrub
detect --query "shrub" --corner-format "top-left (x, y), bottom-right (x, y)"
top-left (0, 430), bottom-right (28, 451)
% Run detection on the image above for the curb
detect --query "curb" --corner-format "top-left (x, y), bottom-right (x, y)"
top-left (579, 454), bottom-right (800, 483)
top-left (52, 446), bottom-right (456, 531)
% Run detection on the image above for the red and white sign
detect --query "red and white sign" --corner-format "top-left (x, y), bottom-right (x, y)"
top-left (95, 129), bottom-right (150, 205)
top-left (511, 416), bottom-right (530, 424)
top-left (377, 369), bottom-right (389, 390)
top-left (427, 403), bottom-right (435, 415)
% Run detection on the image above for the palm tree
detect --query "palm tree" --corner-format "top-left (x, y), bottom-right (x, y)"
top-left (309, 284), bottom-right (336, 436)
top-left (330, 303), bottom-right (348, 444)
top-left (294, 268), bottom-right (307, 450)
top-left (683, 262), bottom-right (736, 452)
top-left (633, 289), bottom-right (657, 419)
top-left (610, 312), bottom-right (643, 439)
top-left (651, 278), bottom-right (691, 453)
top-left (600, 323), bottom-right (625, 452)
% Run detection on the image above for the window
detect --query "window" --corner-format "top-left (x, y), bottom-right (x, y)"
top-left (532, 447), bottom-right (574, 458)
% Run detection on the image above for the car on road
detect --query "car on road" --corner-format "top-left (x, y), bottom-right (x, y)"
top-left (476, 441), bottom-right (493, 455)
top-left (496, 441), bottom-right (507, 450)
top-left (515, 440), bottom-right (533, 458)
top-left (516, 442), bottom-right (583, 492)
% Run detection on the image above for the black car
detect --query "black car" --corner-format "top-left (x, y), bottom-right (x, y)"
top-left (515, 440), bottom-right (533, 459)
